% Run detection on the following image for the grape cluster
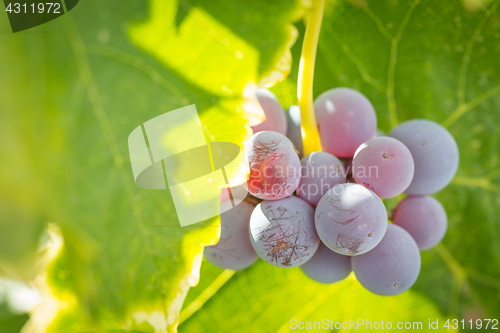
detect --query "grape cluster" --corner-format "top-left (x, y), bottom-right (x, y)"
top-left (205, 88), bottom-right (458, 296)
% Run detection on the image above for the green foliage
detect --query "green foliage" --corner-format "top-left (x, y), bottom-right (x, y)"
top-left (180, 263), bottom-right (446, 333)
top-left (0, 0), bottom-right (302, 331)
top-left (0, 0), bottom-right (499, 332)
top-left (187, 1), bottom-right (500, 332)
top-left (314, 0), bottom-right (500, 320)
top-left (0, 304), bottom-right (29, 333)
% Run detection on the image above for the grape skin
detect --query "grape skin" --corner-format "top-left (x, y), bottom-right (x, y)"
top-left (352, 137), bottom-right (414, 199)
top-left (352, 224), bottom-right (421, 296)
top-left (249, 196), bottom-right (320, 268)
top-left (392, 195), bottom-right (447, 250)
top-left (314, 88), bottom-right (376, 158)
top-left (315, 183), bottom-right (387, 256)
top-left (388, 119), bottom-right (459, 195)
top-left (285, 105), bottom-right (304, 158)
top-left (244, 131), bottom-right (301, 200)
top-left (251, 89), bottom-right (287, 135)
top-left (205, 201), bottom-right (258, 270)
top-left (301, 242), bottom-right (351, 283)
top-left (297, 152), bottom-right (346, 206)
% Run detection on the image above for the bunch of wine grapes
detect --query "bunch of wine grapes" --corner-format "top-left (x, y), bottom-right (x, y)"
top-left (205, 87), bottom-right (459, 297)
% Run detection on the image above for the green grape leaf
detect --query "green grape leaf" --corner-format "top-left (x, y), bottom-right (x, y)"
top-left (315, 0), bottom-right (500, 319)
top-left (0, 0), bottom-right (304, 332)
top-left (2, 0), bottom-right (499, 332)
top-left (179, 0), bottom-right (500, 331)
top-left (179, 262), bottom-right (447, 332)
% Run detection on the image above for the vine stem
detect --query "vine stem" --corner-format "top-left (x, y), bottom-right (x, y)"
top-left (298, 0), bottom-right (324, 155)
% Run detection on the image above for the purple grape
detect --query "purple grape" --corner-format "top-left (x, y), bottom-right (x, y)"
top-left (297, 152), bottom-right (346, 206)
top-left (352, 224), bottom-right (421, 296)
top-left (205, 201), bottom-right (258, 270)
top-left (314, 88), bottom-right (376, 158)
top-left (285, 105), bottom-right (304, 158)
top-left (301, 242), bottom-right (351, 283)
top-left (315, 183), bottom-right (387, 256)
top-left (244, 131), bottom-right (301, 200)
top-left (352, 137), bottom-right (414, 199)
top-left (388, 119), bottom-right (459, 195)
top-left (251, 89), bottom-right (287, 135)
top-left (392, 195), bottom-right (447, 250)
top-left (249, 196), bottom-right (320, 268)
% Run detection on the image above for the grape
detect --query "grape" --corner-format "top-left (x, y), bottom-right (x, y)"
top-left (314, 88), bottom-right (376, 158)
top-left (315, 183), bottom-right (387, 256)
top-left (352, 137), bottom-right (414, 198)
top-left (388, 119), bottom-right (459, 195)
top-left (300, 242), bottom-right (351, 283)
top-left (251, 89), bottom-right (287, 135)
top-left (205, 201), bottom-right (258, 270)
top-left (285, 105), bottom-right (304, 158)
top-left (352, 224), bottom-right (421, 296)
top-left (392, 195), bottom-right (447, 250)
top-left (249, 196), bottom-right (320, 268)
top-left (244, 131), bottom-right (301, 200)
top-left (297, 152), bottom-right (346, 206)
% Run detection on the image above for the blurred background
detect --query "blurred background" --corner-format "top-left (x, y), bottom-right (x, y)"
top-left (1, 0), bottom-right (499, 332)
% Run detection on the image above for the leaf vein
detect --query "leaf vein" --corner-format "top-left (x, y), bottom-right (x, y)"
top-left (88, 44), bottom-right (190, 105)
top-left (64, 17), bottom-right (170, 319)
top-left (276, 276), bottom-right (354, 333)
top-left (387, 0), bottom-right (420, 128)
top-left (457, 0), bottom-right (500, 107)
top-left (323, 25), bottom-right (386, 92)
top-left (362, 4), bottom-right (394, 41)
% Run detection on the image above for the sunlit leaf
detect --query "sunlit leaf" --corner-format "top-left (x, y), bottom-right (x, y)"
top-left (0, 0), bottom-right (304, 332)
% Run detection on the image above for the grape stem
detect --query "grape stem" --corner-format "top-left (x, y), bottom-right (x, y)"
top-left (298, 0), bottom-right (324, 155)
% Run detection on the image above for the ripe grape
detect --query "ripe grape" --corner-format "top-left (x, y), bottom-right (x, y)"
top-left (285, 105), bottom-right (304, 158)
top-left (314, 88), bottom-right (376, 158)
top-left (205, 201), bottom-right (258, 270)
top-left (251, 89), bottom-right (287, 135)
top-left (392, 195), bottom-right (447, 250)
top-left (388, 119), bottom-right (459, 195)
top-left (244, 131), bottom-right (301, 200)
top-left (315, 183), bottom-right (387, 256)
top-left (352, 224), bottom-right (421, 296)
top-left (301, 242), bottom-right (351, 283)
top-left (352, 137), bottom-right (414, 198)
top-left (249, 196), bottom-right (320, 268)
top-left (297, 152), bottom-right (346, 206)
